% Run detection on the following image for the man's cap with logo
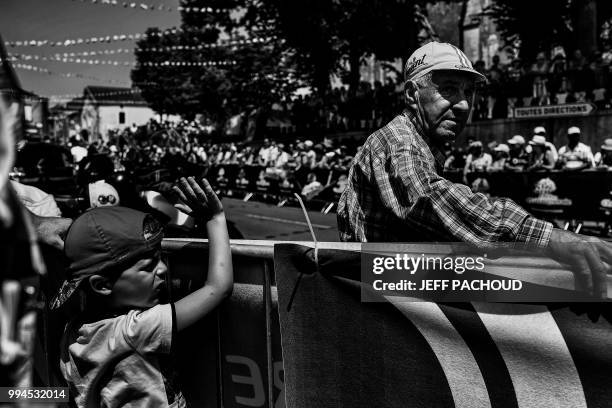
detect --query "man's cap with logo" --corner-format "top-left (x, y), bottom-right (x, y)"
top-left (49, 206), bottom-right (163, 310)
top-left (404, 42), bottom-right (487, 84)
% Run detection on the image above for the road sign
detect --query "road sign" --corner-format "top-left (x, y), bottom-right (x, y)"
top-left (513, 103), bottom-right (595, 119)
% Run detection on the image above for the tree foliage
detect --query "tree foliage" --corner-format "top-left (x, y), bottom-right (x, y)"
top-left (483, 0), bottom-right (590, 61)
top-left (132, 0), bottom-right (302, 122)
top-left (132, 0), bottom-right (461, 122)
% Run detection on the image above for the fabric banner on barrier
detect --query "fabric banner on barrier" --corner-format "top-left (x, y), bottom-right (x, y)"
top-left (274, 243), bottom-right (612, 408)
top-left (219, 283), bottom-right (285, 408)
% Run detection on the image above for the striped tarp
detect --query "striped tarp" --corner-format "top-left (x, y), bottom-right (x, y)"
top-left (275, 244), bottom-right (612, 408)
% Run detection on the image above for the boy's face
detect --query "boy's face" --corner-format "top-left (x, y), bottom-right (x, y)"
top-left (110, 252), bottom-right (167, 309)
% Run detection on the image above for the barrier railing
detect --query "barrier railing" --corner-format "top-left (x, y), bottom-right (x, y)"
top-left (161, 239), bottom-right (359, 408)
top-left (161, 238), bottom-right (610, 408)
top-left (39, 239), bottom-right (607, 407)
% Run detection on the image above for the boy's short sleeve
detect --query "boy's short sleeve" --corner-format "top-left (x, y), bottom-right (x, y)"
top-left (121, 303), bottom-right (173, 354)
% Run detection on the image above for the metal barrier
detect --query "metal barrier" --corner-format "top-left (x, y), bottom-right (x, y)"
top-left (162, 239), bottom-right (358, 408)
top-left (40, 238), bottom-right (603, 406)
top-left (162, 239), bottom-right (604, 408)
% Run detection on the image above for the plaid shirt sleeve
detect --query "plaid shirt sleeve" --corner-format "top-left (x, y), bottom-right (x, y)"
top-left (380, 141), bottom-right (553, 248)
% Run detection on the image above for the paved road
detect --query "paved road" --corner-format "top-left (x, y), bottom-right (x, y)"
top-left (223, 198), bottom-right (340, 241)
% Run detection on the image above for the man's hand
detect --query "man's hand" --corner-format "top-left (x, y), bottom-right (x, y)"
top-left (546, 229), bottom-right (612, 298)
top-left (29, 212), bottom-right (72, 250)
top-left (172, 177), bottom-right (223, 222)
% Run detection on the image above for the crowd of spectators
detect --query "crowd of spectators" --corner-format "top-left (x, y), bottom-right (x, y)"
top-left (443, 125), bottom-right (612, 193)
top-left (471, 47), bottom-right (612, 120)
top-left (68, 120), bottom-right (358, 204)
top-left (248, 46), bottom-right (612, 134)
top-left (254, 80), bottom-right (404, 136)
top-left (66, 118), bottom-right (612, 205)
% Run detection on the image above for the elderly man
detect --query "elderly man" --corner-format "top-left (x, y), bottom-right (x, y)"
top-left (337, 42), bottom-right (611, 297)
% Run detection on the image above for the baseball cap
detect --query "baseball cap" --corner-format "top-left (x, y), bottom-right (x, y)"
top-left (529, 135), bottom-right (547, 146)
top-left (404, 42), bottom-right (487, 84)
top-left (508, 135), bottom-right (526, 145)
top-left (533, 126), bottom-right (546, 135)
top-left (568, 126), bottom-right (581, 135)
top-left (494, 143), bottom-right (510, 153)
top-left (49, 206), bottom-right (164, 310)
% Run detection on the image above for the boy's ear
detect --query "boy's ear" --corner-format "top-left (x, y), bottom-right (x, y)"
top-left (88, 275), bottom-right (112, 296)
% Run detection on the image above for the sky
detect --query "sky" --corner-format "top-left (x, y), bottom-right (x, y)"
top-left (0, 0), bottom-right (182, 101)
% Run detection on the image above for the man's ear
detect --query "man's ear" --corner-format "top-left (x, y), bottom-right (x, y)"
top-left (88, 275), bottom-right (112, 296)
top-left (404, 80), bottom-right (418, 110)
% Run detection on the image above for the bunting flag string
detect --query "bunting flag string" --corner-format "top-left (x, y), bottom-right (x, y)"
top-left (4, 32), bottom-right (275, 48)
top-left (46, 88), bottom-right (142, 102)
top-left (53, 48), bottom-right (133, 57)
top-left (12, 62), bottom-right (132, 86)
top-left (140, 60), bottom-right (237, 67)
top-left (136, 37), bottom-right (275, 51)
top-left (70, 0), bottom-right (226, 14)
top-left (4, 28), bottom-right (182, 47)
top-left (10, 53), bottom-right (237, 67)
top-left (10, 53), bottom-right (134, 66)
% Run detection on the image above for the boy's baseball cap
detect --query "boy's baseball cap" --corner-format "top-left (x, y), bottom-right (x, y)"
top-left (50, 206), bottom-right (163, 310)
top-left (404, 42), bottom-right (487, 84)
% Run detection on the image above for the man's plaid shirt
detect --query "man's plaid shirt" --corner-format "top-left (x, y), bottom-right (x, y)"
top-left (337, 110), bottom-right (553, 246)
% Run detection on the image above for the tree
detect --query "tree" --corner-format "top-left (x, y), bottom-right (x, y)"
top-left (248, 0), bottom-right (460, 96)
top-left (483, 0), bottom-right (590, 61)
top-left (133, 0), bottom-right (301, 125)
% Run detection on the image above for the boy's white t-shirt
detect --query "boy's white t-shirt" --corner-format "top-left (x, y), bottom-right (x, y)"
top-left (60, 303), bottom-right (186, 407)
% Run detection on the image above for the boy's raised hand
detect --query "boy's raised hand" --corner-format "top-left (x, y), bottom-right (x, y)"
top-left (173, 177), bottom-right (223, 221)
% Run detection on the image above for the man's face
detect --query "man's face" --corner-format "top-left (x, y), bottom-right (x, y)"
top-left (414, 70), bottom-right (476, 146)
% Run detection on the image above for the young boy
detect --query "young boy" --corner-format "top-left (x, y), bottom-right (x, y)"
top-left (50, 177), bottom-right (232, 407)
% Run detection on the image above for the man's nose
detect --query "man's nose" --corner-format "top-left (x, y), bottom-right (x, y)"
top-left (453, 90), bottom-right (472, 112)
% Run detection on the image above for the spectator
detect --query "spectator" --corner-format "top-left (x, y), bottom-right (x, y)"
top-left (530, 52), bottom-right (550, 105)
top-left (557, 126), bottom-right (595, 170)
top-left (301, 172), bottom-right (323, 200)
top-left (463, 141), bottom-right (491, 183)
top-left (333, 174), bottom-right (349, 195)
top-left (274, 143), bottom-right (290, 168)
top-left (258, 138), bottom-right (272, 166)
top-left (594, 138), bottom-right (612, 168)
top-left (527, 135), bottom-right (556, 171)
top-left (533, 126), bottom-right (558, 162)
top-left (443, 147), bottom-right (467, 171)
top-left (490, 143), bottom-right (510, 171)
top-left (235, 168), bottom-right (250, 188)
top-left (505, 135), bottom-right (530, 171)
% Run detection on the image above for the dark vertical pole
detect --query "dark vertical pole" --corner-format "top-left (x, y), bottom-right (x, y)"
top-left (216, 309), bottom-right (225, 408)
top-left (263, 260), bottom-right (274, 408)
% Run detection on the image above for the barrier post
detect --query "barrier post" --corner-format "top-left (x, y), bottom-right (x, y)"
top-left (263, 259), bottom-right (274, 408)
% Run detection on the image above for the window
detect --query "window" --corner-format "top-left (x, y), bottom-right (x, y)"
top-left (119, 111), bottom-right (125, 124)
